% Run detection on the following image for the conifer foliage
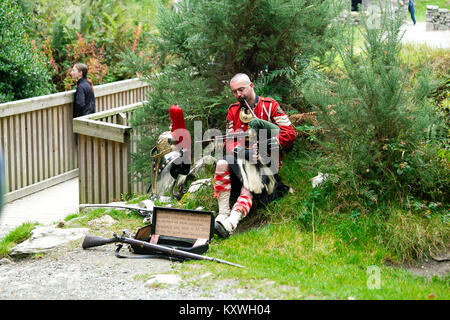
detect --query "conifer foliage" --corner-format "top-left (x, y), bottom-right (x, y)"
top-left (131, 0), bottom-right (339, 184)
top-left (303, 3), bottom-right (449, 206)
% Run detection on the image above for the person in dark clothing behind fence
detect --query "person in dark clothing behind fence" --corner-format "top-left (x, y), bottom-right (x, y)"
top-left (70, 63), bottom-right (96, 118)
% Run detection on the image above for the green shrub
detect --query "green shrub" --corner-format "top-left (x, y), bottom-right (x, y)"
top-left (19, 0), bottom-right (164, 91)
top-left (303, 3), bottom-right (449, 207)
top-left (0, 0), bottom-right (54, 102)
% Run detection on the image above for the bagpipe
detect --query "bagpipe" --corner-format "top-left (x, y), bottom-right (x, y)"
top-left (149, 101), bottom-right (283, 198)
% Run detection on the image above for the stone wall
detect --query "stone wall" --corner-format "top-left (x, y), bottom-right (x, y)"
top-left (426, 5), bottom-right (450, 31)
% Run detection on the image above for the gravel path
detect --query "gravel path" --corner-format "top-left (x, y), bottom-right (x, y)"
top-left (401, 22), bottom-right (450, 49)
top-left (0, 242), bottom-right (248, 300)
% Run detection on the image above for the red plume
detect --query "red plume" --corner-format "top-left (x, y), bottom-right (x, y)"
top-left (169, 105), bottom-right (191, 153)
top-left (170, 105), bottom-right (186, 131)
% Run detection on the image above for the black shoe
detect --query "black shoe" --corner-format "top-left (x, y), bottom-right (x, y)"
top-left (214, 221), bottom-right (230, 238)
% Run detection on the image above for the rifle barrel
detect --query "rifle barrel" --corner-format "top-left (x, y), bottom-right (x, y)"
top-left (211, 258), bottom-right (245, 268)
top-left (120, 236), bottom-right (244, 268)
top-left (81, 234), bottom-right (244, 268)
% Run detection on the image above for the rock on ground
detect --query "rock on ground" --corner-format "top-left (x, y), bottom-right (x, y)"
top-left (10, 225), bottom-right (89, 255)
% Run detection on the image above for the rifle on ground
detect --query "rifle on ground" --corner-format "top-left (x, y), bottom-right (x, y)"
top-left (82, 232), bottom-right (244, 268)
top-left (79, 203), bottom-right (153, 220)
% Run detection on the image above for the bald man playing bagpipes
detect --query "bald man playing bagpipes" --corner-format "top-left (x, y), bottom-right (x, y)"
top-left (214, 73), bottom-right (297, 238)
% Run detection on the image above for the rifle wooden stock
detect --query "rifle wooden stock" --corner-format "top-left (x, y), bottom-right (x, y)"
top-left (82, 235), bottom-right (118, 249)
top-left (81, 234), bottom-right (244, 268)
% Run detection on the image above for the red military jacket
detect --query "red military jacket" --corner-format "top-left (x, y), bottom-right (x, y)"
top-left (225, 96), bottom-right (296, 154)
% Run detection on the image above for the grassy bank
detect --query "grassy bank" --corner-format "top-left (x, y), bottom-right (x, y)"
top-left (175, 147), bottom-right (449, 299)
top-left (185, 221), bottom-right (448, 300)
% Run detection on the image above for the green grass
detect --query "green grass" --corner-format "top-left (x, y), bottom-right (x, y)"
top-left (0, 222), bottom-right (38, 259)
top-left (400, 42), bottom-right (450, 81)
top-left (64, 207), bottom-right (147, 235)
top-left (3, 201), bottom-right (447, 299)
top-left (180, 221), bottom-right (449, 299)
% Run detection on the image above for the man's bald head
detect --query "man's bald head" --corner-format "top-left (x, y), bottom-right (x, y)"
top-left (230, 73), bottom-right (251, 86)
top-left (229, 73), bottom-right (255, 105)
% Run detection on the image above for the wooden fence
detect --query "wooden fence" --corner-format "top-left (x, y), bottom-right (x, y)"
top-left (73, 102), bottom-right (146, 204)
top-left (0, 78), bottom-right (149, 203)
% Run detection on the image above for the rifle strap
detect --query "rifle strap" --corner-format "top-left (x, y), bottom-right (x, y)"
top-left (114, 244), bottom-right (186, 262)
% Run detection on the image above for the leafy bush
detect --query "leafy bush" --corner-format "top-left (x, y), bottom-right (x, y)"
top-left (0, 0), bottom-right (54, 103)
top-left (19, 0), bottom-right (163, 92)
top-left (303, 3), bottom-right (449, 208)
top-left (61, 31), bottom-right (109, 90)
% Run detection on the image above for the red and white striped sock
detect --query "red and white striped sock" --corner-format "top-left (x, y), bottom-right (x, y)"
top-left (214, 170), bottom-right (232, 219)
top-left (231, 187), bottom-right (253, 218)
top-left (214, 170), bottom-right (231, 194)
